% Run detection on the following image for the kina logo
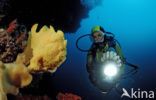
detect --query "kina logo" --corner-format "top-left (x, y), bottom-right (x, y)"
top-left (121, 88), bottom-right (155, 99)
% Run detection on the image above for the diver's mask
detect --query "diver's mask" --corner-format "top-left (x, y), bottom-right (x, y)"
top-left (90, 31), bottom-right (105, 43)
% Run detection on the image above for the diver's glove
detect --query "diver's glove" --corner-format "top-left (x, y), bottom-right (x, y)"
top-left (101, 51), bottom-right (122, 68)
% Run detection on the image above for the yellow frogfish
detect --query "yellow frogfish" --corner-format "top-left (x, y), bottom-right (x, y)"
top-left (16, 24), bottom-right (67, 73)
top-left (0, 61), bottom-right (32, 100)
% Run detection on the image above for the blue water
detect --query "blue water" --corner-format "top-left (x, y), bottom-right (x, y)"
top-left (53, 0), bottom-right (156, 100)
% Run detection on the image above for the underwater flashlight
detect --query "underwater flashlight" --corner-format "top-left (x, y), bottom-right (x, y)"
top-left (103, 63), bottom-right (118, 77)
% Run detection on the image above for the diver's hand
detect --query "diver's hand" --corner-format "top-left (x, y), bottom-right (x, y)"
top-left (101, 51), bottom-right (122, 67)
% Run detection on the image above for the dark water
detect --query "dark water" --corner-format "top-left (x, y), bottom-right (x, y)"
top-left (52, 0), bottom-right (156, 100)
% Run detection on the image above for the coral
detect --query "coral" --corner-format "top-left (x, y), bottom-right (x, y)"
top-left (57, 92), bottom-right (82, 100)
top-left (0, 61), bottom-right (32, 100)
top-left (16, 24), bottom-right (67, 73)
top-left (6, 19), bottom-right (18, 34)
top-left (0, 19), bottom-right (27, 63)
top-left (0, 23), bottom-right (67, 100)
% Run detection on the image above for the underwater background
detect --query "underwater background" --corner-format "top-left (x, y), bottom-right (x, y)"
top-left (0, 0), bottom-right (156, 100)
top-left (53, 0), bottom-right (156, 100)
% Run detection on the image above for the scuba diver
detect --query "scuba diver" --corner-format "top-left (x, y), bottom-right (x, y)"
top-left (86, 26), bottom-right (123, 72)
top-left (76, 26), bottom-right (138, 94)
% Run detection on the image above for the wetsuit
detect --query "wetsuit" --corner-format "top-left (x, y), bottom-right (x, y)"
top-left (86, 36), bottom-right (124, 92)
top-left (87, 36), bottom-right (123, 72)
